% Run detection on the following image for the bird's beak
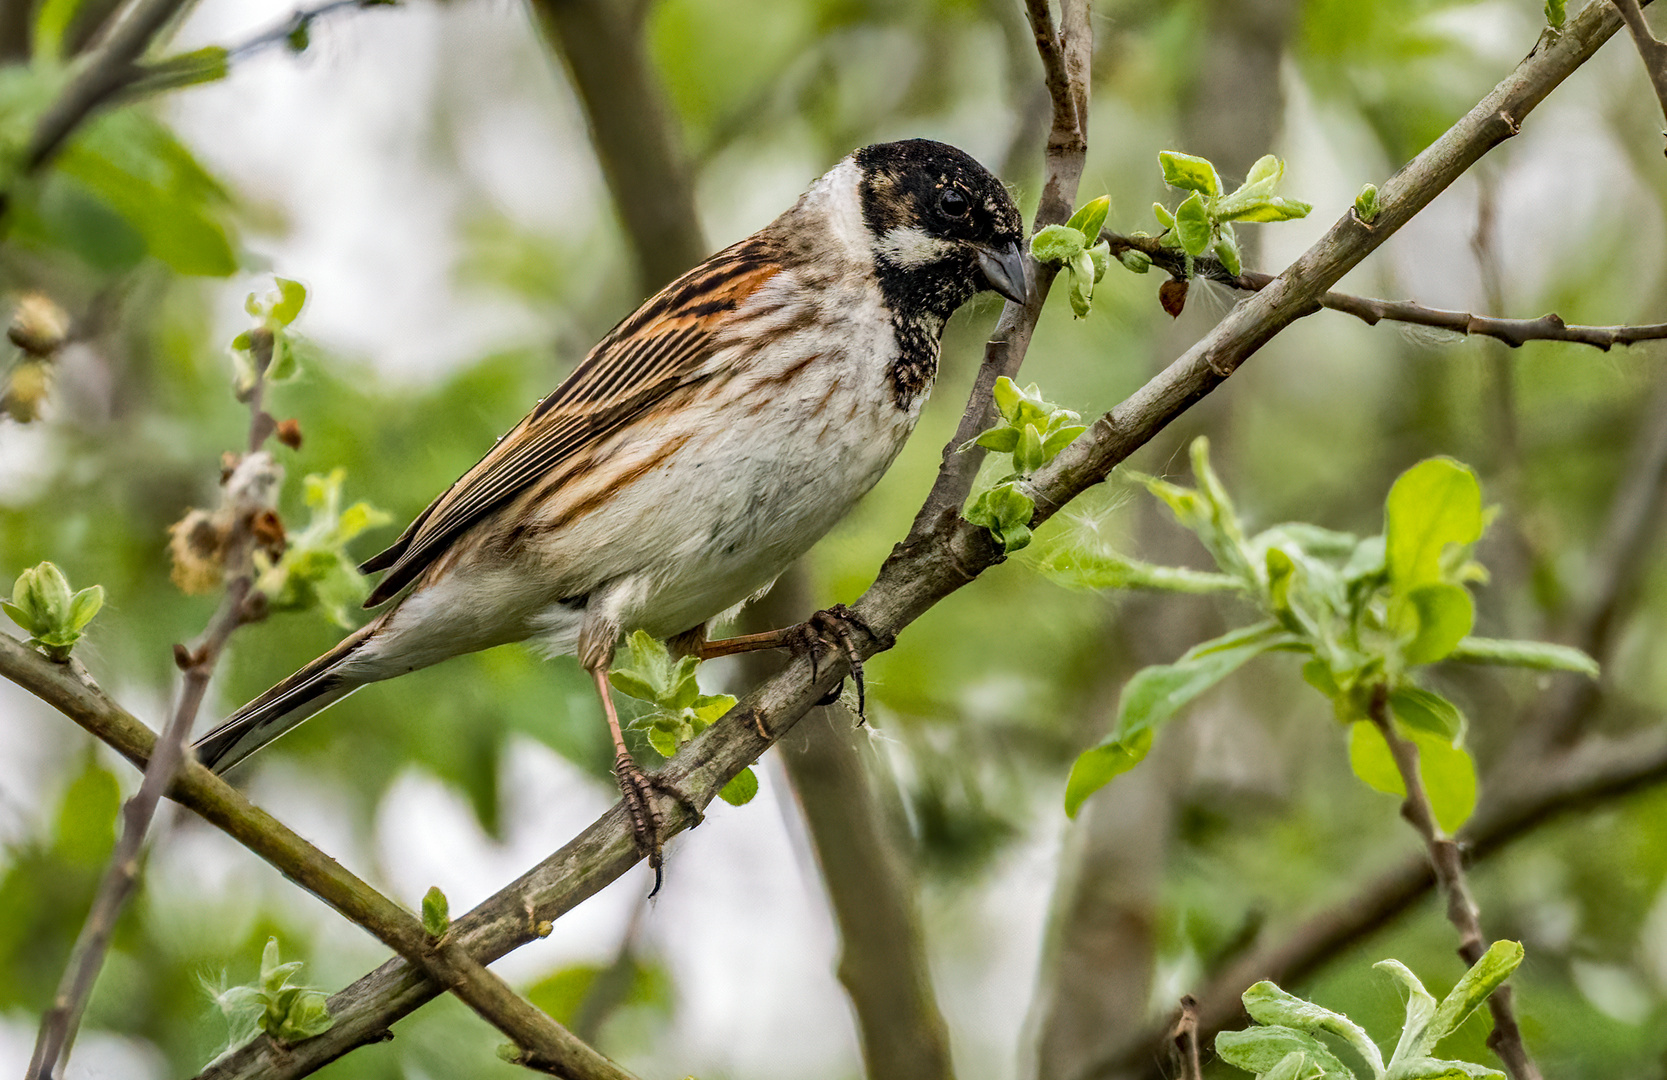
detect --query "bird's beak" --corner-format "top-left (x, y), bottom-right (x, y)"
top-left (976, 240), bottom-right (1032, 306)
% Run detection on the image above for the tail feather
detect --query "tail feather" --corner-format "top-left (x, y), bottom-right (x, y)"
top-left (194, 619), bottom-right (382, 774)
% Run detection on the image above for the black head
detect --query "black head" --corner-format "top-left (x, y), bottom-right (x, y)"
top-left (853, 139), bottom-right (1029, 319)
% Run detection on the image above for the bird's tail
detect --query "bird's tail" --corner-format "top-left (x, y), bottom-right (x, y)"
top-left (193, 617), bottom-right (385, 774)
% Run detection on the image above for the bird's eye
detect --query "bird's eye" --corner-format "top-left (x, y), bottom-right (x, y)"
top-left (938, 189), bottom-right (970, 218)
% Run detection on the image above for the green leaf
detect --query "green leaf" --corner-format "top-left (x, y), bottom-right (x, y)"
top-left (1427, 940), bottom-right (1524, 1047)
top-left (32, 0), bottom-right (79, 59)
top-left (1173, 191), bottom-right (1213, 257)
top-left (66, 584), bottom-right (103, 632)
top-left (718, 766), bottom-right (759, 806)
top-left (1215, 1025), bottom-right (1354, 1080)
top-left (1403, 583), bottom-right (1474, 665)
top-left (1445, 637), bottom-right (1597, 677)
top-left (1545, 0), bottom-right (1566, 29)
top-left (1064, 729), bottom-right (1153, 818)
top-left (1033, 546), bottom-right (1244, 594)
top-left (975, 427), bottom-right (1020, 453)
top-left (1348, 723), bottom-right (1478, 832)
top-left (1068, 623), bottom-right (1294, 815)
top-left (1159, 150), bottom-right (1222, 196)
top-left (1031, 223), bottom-right (1088, 264)
top-left (1042, 423), bottom-right (1086, 458)
top-left (1386, 459), bottom-right (1483, 591)
top-left (1065, 195), bottom-right (1111, 242)
top-left (1214, 225), bottom-right (1242, 276)
top-left (1219, 196), bottom-right (1313, 223)
top-left (1242, 982), bottom-right (1386, 1079)
top-left (275, 991), bottom-right (334, 1042)
top-left (1243, 154), bottom-right (1282, 189)
top-left (422, 886), bottom-right (450, 938)
top-left (1153, 202), bottom-right (1176, 229)
top-left (1118, 248), bottom-right (1152, 273)
top-left (992, 376), bottom-right (1022, 422)
top-left (1375, 959), bottom-right (1438, 1069)
top-left (1391, 1059), bottom-right (1504, 1080)
top-left (966, 483), bottom-right (1036, 553)
top-left (2, 599), bottom-right (34, 635)
top-left (1264, 1051), bottom-right (1317, 1080)
top-left (1389, 687), bottom-right (1465, 742)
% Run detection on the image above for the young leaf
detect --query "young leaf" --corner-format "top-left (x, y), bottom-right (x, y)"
top-left (272, 278), bottom-right (306, 326)
top-left (1219, 197), bottom-right (1313, 223)
top-left (1403, 583), bottom-right (1474, 665)
top-left (718, 766), bottom-right (759, 806)
top-left (1390, 1058), bottom-right (1504, 1080)
top-left (1215, 1025), bottom-right (1353, 1080)
top-left (1545, 0), bottom-right (1566, 29)
top-left (1118, 248), bottom-right (1152, 273)
top-left (1214, 225), bottom-right (1243, 276)
top-left (1064, 729), bottom-right (1156, 817)
top-left (1153, 202), bottom-right (1176, 229)
top-left (422, 886), bottom-right (450, 938)
top-left (1386, 459), bottom-right (1483, 591)
top-left (67, 585), bottom-right (104, 631)
top-left (1445, 637), bottom-right (1597, 677)
top-left (1242, 981), bottom-right (1386, 1079)
top-left (992, 375), bottom-right (1023, 421)
top-left (1388, 687), bottom-right (1465, 742)
top-left (1426, 940), bottom-right (1524, 1047)
top-left (1032, 545), bottom-right (1245, 594)
top-left (1173, 191), bottom-right (1213, 257)
top-left (1348, 723), bottom-right (1478, 832)
top-left (1031, 223), bottom-right (1088, 265)
top-left (1264, 1051), bottom-right (1316, 1080)
top-left (1375, 959), bottom-right (1438, 1069)
top-left (1159, 150), bottom-right (1223, 196)
top-left (1065, 195), bottom-right (1111, 243)
top-left (1355, 184), bottom-right (1381, 224)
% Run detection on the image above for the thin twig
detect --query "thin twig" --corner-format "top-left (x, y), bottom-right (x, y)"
top-left (1171, 996), bottom-right (1202, 1080)
top-left (1612, 0), bottom-right (1667, 149)
top-left (25, 325), bottom-right (285, 1080)
top-left (1105, 232), bottom-right (1667, 351)
top-left (162, 6), bottom-right (1639, 1077)
top-left (1367, 687), bottom-right (1541, 1080)
top-left (0, 635), bottom-right (639, 1080)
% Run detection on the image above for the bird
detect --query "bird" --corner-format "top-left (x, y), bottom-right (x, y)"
top-left (193, 138), bottom-right (1029, 873)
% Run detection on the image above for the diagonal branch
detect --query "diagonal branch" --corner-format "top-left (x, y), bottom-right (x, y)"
top-left (1105, 232), bottom-right (1667, 351)
top-left (1612, 0), bottom-right (1667, 147)
top-left (0, 635), bottom-right (639, 1080)
top-left (143, 4), bottom-right (1637, 1077)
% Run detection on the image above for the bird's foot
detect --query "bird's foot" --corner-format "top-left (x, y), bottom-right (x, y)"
top-left (614, 752), bottom-right (702, 897)
top-left (792, 603), bottom-right (892, 724)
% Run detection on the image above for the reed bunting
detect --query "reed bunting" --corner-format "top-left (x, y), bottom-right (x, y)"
top-left (194, 139), bottom-right (1029, 871)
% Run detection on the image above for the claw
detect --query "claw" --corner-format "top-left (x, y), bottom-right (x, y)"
top-left (614, 751), bottom-right (666, 894)
top-left (800, 603), bottom-right (890, 725)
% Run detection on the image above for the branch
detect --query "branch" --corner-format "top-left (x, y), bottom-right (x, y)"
top-left (1367, 689), bottom-right (1540, 1080)
top-left (528, 0), bottom-right (707, 297)
top-left (1612, 0), bottom-right (1667, 148)
top-left (0, 635), bottom-right (640, 1080)
top-left (1105, 232), bottom-right (1667, 351)
top-left (25, 0), bottom-right (191, 169)
top-left (176, 5), bottom-right (1635, 1077)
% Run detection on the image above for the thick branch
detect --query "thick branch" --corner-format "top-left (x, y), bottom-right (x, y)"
top-left (0, 635), bottom-right (639, 1080)
top-left (1105, 233), bottom-right (1667, 351)
top-left (167, 5), bottom-right (1635, 1077)
top-left (1367, 690), bottom-right (1540, 1080)
top-left (1612, 0), bottom-right (1667, 144)
top-left (528, 0), bottom-right (706, 297)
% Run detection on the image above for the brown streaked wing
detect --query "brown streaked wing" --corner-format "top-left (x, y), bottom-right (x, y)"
top-left (360, 236), bottom-right (786, 606)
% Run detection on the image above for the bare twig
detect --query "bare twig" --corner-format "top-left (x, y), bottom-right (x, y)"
top-left (162, 6), bottom-right (1638, 1077)
top-left (1612, 0), bottom-right (1667, 148)
top-left (1171, 996), bottom-right (1202, 1080)
top-left (1105, 232), bottom-right (1667, 351)
top-left (0, 635), bottom-right (639, 1080)
top-left (25, 329), bottom-right (286, 1080)
top-left (224, 0), bottom-right (384, 62)
top-left (1367, 688), bottom-right (1540, 1080)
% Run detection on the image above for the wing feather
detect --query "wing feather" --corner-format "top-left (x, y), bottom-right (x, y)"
top-left (361, 238), bottom-right (786, 605)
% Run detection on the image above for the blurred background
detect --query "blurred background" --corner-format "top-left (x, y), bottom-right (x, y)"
top-left (3, 0), bottom-right (1667, 1077)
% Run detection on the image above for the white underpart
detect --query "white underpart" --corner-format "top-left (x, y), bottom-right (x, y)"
top-left (810, 156), bottom-right (876, 269)
top-left (876, 225), bottom-right (956, 268)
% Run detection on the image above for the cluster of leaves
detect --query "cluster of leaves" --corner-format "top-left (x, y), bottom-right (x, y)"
top-left (210, 937), bottom-right (334, 1047)
top-left (1143, 151), bottom-right (1311, 276)
top-left (962, 377), bottom-right (1086, 552)
top-left (609, 631), bottom-right (757, 806)
top-left (1029, 196), bottom-right (1112, 317)
top-left (255, 469), bottom-right (392, 628)
top-left (233, 278), bottom-right (308, 393)
top-left (1219, 941), bottom-right (1525, 1080)
top-left (4, 561), bottom-right (102, 661)
top-left (1053, 439), bottom-right (1597, 817)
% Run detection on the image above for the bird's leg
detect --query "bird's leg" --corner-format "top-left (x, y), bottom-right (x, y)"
top-left (688, 604), bottom-right (892, 726)
top-left (587, 662), bottom-right (701, 898)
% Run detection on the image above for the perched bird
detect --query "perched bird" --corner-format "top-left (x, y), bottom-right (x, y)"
top-left (194, 139), bottom-right (1029, 869)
